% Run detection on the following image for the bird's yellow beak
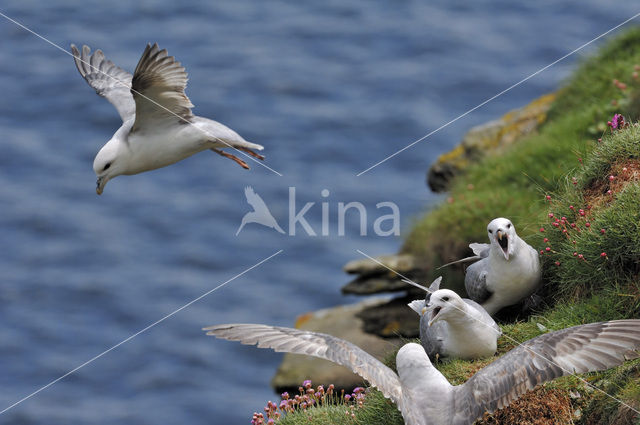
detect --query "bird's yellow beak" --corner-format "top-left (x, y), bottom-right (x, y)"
top-left (496, 230), bottom-right (509, 260)
top-left (96, 176), bottom-right (108, 195)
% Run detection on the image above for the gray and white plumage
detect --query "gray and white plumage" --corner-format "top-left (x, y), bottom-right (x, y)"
top-left (407, 278), bottom-right (500, 360)
top-left (443, 218), bottom-right (541, 315)
top-left (72, 43), bottom-right (264, 194)
top-left (205, 320), bottom-right (640, 425)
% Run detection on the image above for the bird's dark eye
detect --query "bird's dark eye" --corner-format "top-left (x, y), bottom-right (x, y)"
top-left (507, 223), bottom-right (512, 229)
top-left (103, 162), bottom-right (111, 171)
top-left (442, 296), bottom-right (450, 302)
top-left (488, 229), bottom-right (493, 234)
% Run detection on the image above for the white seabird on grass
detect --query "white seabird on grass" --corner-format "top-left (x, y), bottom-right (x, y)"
top-left (71, 43), bottom-right (264, 194)
top-left (205, 320), bottom-right (640, 425)
top-left (441, 217), bottom-right (541, 315)
top-left (406, 277), bottom-right (500, 361)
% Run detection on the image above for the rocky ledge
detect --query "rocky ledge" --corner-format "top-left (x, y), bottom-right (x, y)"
top-left (270, 297), bottom-right (403, 393)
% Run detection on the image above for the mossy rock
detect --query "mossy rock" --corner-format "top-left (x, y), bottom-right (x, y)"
top-left (427, 93), bottom-right (555, 192)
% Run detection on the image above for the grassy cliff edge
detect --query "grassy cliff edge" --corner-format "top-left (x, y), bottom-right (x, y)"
top-left (253, 28), bottom-right (640, 425)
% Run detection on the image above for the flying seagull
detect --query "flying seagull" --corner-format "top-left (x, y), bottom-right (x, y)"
top-left (205, 320), bottom-right (640, 425)
top-left (440, 218), bottom-right (540, 315)
top-left (71, 43), bottom-right (264, 194)
top-left (406, 278), bottom-right (500, 361)
top-left (236, 186), bottom-right (285, 235)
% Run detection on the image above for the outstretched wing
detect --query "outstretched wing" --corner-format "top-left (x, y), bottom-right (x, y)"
top-left (71, 44), bottom-right (135, 122)
top-left (131, 43), bottom-right (194, 132)
top-left (453, 320), bottom-right (640, 425)
top-left (204, 324), bottom-right (403, 407)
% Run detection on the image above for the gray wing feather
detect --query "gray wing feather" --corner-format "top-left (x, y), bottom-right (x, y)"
top-left (402, 277), bottom-right (441, 296)
top-left (453, 320), bottom-right (640, 424)
top-left (407, 299), bottom-right (425, 315)
top-left (204, 324), bottom-right (403, 407)
top-left (428, 276), bottom-right (442, 293)
top-left (131, 43), bottom-right (194, 132)
top-left (463, 299), bottom-right (501, 334)
top-left (469, 243), bottom-right (490, 258)
top-left (437, 256), bottom-right (481, 269)
top-left (420, 316), bottom-right (445, 360)
top-left (71, 44), bottom-right (135, 122)
top-left (437, 244), bottom-right (489, 269)
top-left (464, 260), bottom-right (491, 303)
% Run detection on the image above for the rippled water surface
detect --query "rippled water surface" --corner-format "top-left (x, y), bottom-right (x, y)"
top-left (0, 1), bottom-right (633, 423)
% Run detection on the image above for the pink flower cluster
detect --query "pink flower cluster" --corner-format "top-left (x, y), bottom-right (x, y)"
top-left (540, 197), bottom-right (608, 264)
top-left (601, 65), bottom-right (639, 141)
top-left (608, 113), bottom-right (627, 131)
top-left (251, 381), bottom-right (367, 424)
top-left (343, 387), bottom-right (366, 418)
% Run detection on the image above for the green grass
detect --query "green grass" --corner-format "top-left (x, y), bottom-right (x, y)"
top-left (274, 387), bottom-right (404, 425)
top-left (267, 293), bottom-right (640, 424)
top-left (532, 123), bottom-right (640, 303)
top-left (254, 28), bottom-right (640, 425)
top-left (403, 27), bottom-right (640, 274)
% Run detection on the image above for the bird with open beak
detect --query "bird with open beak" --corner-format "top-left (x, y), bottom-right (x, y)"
top-left (464, 218), bottom-right (541, 315)
top-left (494, 224), bottom-right (512, 260)
top-left (407, 278), bottom-right (500, 361)
top-left (437, 218), bottom-right (541, 315)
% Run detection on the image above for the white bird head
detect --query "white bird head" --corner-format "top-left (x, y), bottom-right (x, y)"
top-left (487, 217), bottom-right (517, 260)
top-left (396, 343), bottom-right (451, 395)
top-left (396, 343), bottom-right (433, 374)
top-left (406, 276), bottom-right (443, 316)
top-left (93, 124), bottom-right (133, 195)
top-left (93, 142), bottom-right (120, 195)
top-left (424, 289), bottom-right (466, 326)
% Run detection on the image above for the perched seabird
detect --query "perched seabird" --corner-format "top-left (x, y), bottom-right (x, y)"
top-left (406, 278), bottom-right (500, 360)
top-left (71, 43), bottom-right (264, 194)
top-left (441, 218), bottom-right (541, 315)
top-left (205, 320), bottom-right (640, 425)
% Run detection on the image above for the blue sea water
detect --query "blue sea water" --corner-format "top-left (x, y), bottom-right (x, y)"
top-left (0, 1), bottom-right (633, 423)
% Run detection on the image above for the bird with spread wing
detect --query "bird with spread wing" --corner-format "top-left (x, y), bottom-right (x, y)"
top-left (205, 320), bottom-right (640, 425)
top-left (72, 43), bottom-right (264, 194)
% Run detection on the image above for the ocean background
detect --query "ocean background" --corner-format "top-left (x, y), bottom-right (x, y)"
top-left (0, 1), bottom-right (634, 423)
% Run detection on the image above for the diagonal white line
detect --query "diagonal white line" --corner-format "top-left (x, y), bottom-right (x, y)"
top-left (0, 249), bottom-right (283, 415)
top-left (0, 10), bottom-right (283, 177)
top-left (355, 249), bottom-right (640, 415)
top-left (357, 11), bottom-right (640, 176)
